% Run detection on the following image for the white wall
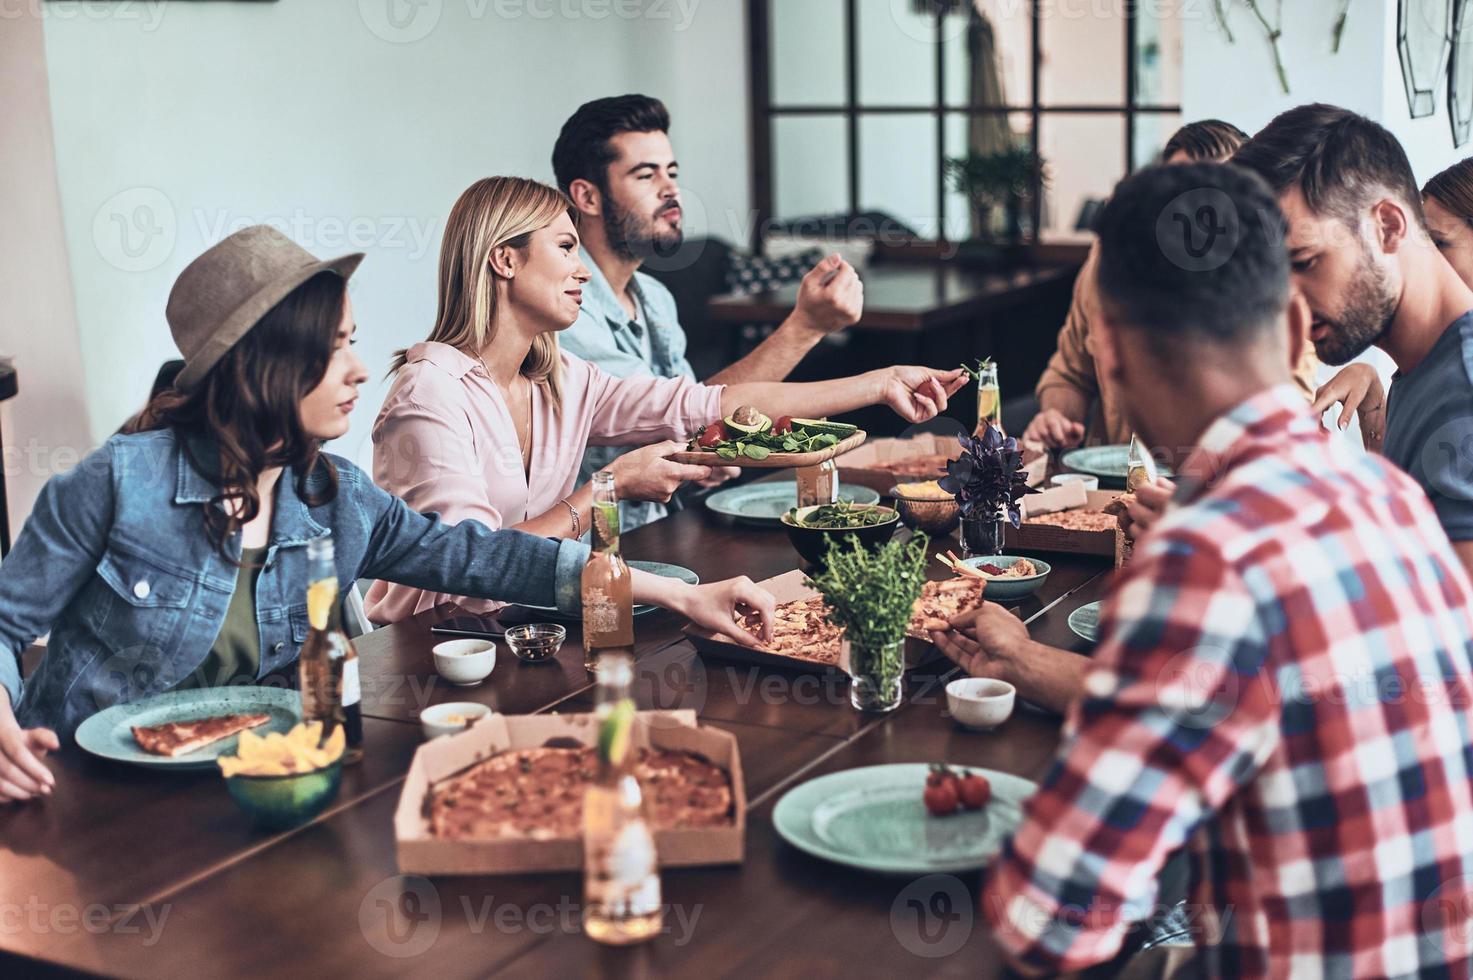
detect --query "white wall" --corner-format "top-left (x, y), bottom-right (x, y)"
top-left (33, 0), bottom-right (747, 481)
top-left (0, 8), bottom-right (92, 544)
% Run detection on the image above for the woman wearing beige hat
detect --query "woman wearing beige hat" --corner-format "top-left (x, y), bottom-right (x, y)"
top-left (0, 225), bottom-right (775, 802)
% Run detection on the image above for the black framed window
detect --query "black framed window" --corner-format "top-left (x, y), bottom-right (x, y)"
top-left (749, 0), bottom-right (1183, 248)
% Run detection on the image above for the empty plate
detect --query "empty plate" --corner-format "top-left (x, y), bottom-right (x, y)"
top-left (1068, 600), bottom-right (1103, 644)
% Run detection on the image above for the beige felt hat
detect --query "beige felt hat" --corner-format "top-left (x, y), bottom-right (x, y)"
top-left (166, 225), bottom-right (364, 391)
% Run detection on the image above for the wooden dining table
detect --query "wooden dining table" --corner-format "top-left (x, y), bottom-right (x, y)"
top-left (0, 475), bottom-right (1118, 979)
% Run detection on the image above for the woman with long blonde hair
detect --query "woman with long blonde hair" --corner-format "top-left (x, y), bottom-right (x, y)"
top-left (367, 176), bottom-right (965, 623)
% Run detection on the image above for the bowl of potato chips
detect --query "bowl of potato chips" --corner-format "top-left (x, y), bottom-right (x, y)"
top-left (218, 722), bottom-right (346, 830)
top-left (888, 481), bottom-right (961, 535)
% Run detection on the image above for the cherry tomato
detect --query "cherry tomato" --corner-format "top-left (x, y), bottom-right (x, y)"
top-left (959, 773), bottom-right (991, 811)
top-left (923, 780), bottom-right (959, 817)
top-left (773, 416), bottom-right (794, 434)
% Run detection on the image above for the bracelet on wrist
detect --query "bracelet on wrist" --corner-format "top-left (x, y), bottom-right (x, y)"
top-left (560, 497), bottom-right (581, 539)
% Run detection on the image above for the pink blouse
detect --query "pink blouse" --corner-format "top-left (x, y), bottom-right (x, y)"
top-left (364, 342), bottom-right (724, 623)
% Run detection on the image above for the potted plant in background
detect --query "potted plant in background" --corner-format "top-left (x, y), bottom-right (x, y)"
top-left (944, 145), bottom-right (1047, 263)
top-left (940, 423), bottom-right (1035, 558)
top-left (808, 534), bottom-right (930, 713)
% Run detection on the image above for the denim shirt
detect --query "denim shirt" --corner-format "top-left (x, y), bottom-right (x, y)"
top-left (0, 429), bottom-right (588, 737)
top-left (558, 249), bottom-right (696, 530)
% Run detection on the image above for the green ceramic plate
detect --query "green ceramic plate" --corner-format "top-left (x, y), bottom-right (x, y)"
top-left (1068, 600), bottom-right (1103, 644)
top-left (74, 686), bottom-right (300, 771)
top-left (1060, 444), bottom-right (1174, 488)
top-left (705, 482), bottom-right (880, 525)
top-left (773, 763), bottom-right (1038, 874)
top-left (518, 560), bottom-right (699, 620)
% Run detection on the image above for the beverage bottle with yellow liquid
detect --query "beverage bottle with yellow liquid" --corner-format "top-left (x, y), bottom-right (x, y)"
top-left (974, 358), bottom-right (1003, 436)
top-left (583, 653), bottom-right (663, 945)
top-left (1126, 433), bottom-right (1159, 493)
top-left (582, 471), bottom-right (634, 674)
top-left (298, 535), bottom-right (363, 765)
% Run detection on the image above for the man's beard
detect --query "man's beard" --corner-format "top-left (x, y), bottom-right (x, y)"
top-left (604, 195), bottom-right (683, 261)
top-left (1314, 248), bottom-right (1397, 366)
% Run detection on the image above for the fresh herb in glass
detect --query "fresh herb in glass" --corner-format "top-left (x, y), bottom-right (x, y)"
top-left (939, 424), bottom-right (1037, 557)
top-left (806, 534), bottom-right (930, 713)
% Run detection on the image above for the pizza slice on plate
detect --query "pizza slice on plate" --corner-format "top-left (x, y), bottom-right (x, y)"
top-left (131, 713), bottom-right (272, 758)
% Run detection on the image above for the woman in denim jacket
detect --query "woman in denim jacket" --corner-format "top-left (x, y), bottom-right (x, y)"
top-left (0, 226), bottom-right (773, 802)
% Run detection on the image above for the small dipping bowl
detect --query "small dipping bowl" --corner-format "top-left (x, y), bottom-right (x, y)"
top-left (946, 678), bottom-right (1017, 731)
top-left (420, 702), bottom-right (493, 739)
top-left (504, 623), bottom-right (567, 664)
top-left (432, 638), bottom-right (496, 686)
top-left (1051, 473), bottom-right (1100, 492)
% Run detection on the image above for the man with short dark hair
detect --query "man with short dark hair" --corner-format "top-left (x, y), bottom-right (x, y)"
top-left (1233, 102), bottom-right (1473, 578)
top-left (553, 94), bottom-right (864, 528)
top-left (935, 162), bottom-right (1473, 977)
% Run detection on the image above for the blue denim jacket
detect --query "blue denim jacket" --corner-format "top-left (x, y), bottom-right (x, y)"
top-left (0, 429), bottom-right (588, 737)
top-left (559, 249), bottom-right (696, 531)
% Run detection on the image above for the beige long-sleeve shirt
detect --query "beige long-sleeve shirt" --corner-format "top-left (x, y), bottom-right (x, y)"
top-left (1035, 243), bottom-right (1318, 445)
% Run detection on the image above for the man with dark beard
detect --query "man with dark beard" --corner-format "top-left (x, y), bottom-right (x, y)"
top-left (552, 94), bottom-right (864, 529)
top-left (1234, 103), bottom-right (1473, 577)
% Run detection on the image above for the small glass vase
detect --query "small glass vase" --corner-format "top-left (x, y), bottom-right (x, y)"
top-left (961, 512), bottom-right (1007, 558)
top-left (847, 639), bottom-right (905, 713)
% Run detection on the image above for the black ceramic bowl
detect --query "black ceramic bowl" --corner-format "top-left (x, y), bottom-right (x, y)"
top-left (779, 504), bottom-right (901, 568)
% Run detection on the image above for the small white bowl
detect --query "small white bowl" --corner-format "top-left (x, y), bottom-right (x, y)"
top-left (946, 677), bottom-right (1017, 731)
top-left (420, 702), bottom-right (493, 739)
top-left (1051, 473), bottom-right (1100, 491)
top-left (432, 639), bottom-right (496, 686)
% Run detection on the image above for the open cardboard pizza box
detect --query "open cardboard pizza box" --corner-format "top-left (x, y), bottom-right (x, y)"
top-left (683, 569), bottom-right (950, 675)
top-left (395, 709), bottom-right (745, 875)
top-left (1008, 483), bottom-right (1128, 560)
top-left (839, 433), bottom-right (1048, 495)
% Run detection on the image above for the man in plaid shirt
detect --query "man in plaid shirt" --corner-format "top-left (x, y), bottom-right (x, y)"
top-left (934, 163), bottom-right (1473, 977)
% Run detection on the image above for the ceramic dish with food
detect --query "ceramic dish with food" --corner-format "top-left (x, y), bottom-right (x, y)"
top-left (431, 639), bottom-right (496, 686)
top-left (945, 678), bottom-right (1017, 731)
top-left (420, 702), bottom-right (494, 739)
top-left (779, 502), bottom-right (900, 568)
top-left (956, 555), bottom-right (1052, 601)
top-left (887, 481), bottom-right (961, 535)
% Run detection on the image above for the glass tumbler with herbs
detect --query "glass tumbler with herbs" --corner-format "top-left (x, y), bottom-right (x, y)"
top-left (939, 423), bottom-right (1036, 558)
top-left (806, 534), bottom-right (930, 713)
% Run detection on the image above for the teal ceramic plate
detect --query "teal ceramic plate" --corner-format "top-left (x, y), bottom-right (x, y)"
top-left (705, 482), bottom-right (880, 525)
top-left (519, 560), bottom-right (699, 620)
top-left (958, 555), bottom-right (1052, 602)
top-left (75, 686), bottom-right (300, 771)
top-left (1059, 444), bottom-right (1174, 488)
top-left (1068, 600), bottom-right (1103, 644)
top-left (773, 763), bottom-right (1038, 874)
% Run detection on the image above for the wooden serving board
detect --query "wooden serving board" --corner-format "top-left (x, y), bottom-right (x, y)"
top-left (667, 430), bottom-right (867, 469)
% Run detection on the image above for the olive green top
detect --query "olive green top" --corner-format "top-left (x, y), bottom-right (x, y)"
top-left (179, 546), bottom-right (266, 690)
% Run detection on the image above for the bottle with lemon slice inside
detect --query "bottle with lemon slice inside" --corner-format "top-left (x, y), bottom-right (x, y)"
top-left (583, 654), bottom-right (662, 945)
top-left (582, 471), bottom-right (634, 674)
top-left (298, 535), bottom-right (363, 765)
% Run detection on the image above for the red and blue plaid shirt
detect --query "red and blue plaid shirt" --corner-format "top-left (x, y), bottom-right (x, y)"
top-left (984, 385), bottom-right (1473, 977)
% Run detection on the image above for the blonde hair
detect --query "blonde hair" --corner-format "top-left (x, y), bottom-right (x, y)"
top-left (392, 176), bottom-right (573, 409)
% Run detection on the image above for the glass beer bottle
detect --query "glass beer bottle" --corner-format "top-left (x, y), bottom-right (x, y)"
top-left (974, 359), bottom-right (1003, 436)
top-left (583, 653), bottom-right (662, 945)
top-left (582, 471), bottom-right (634, 673)
top-left (298, 535), bottom-right (363, 765)
top-left (1126, 433), bottom-right (1159, 493)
